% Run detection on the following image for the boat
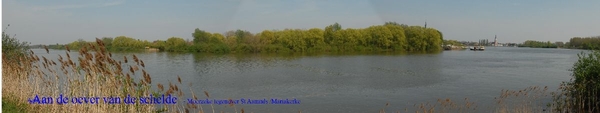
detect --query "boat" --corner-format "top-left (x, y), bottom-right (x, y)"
top-left (470, 46), bottom-right (485, 51)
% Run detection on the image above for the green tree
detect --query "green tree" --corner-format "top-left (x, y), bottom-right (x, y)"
top-left (425, 28), bottom-right (443, 51)
top-left (211, 33), bottom-right (225, 43)
top-left (385, 24), bottom-right (407, 50)
top-left (151, 40), bottom-right (166, 51)
top-left (404, 26), bottom-right (427, 51)
top-left (567, 36), bottom-right (600, 49)
top-left (324, 22), bottom-right (342, 44)
top-left (112, 36), bottom-right (144, 51)
top-left (367, 26), bottom-right (393, 49)
top-left (2, 25), bottom-right (30, 60)
top-left (101, 37), bottom-right (113, 50)
top-left (165, 37), bottom-right (188, 52)
top-left (58, 22), bottom-right (448, 53)
top-left (259, 30), bottom-right (275, 45)
top-left (192, 28), bottom-right (213, 43)
top-left (306, 28), bottom-right (325, 51)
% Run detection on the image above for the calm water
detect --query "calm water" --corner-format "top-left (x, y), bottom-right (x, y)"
top-left (34, 47), bottom-right (584, 112)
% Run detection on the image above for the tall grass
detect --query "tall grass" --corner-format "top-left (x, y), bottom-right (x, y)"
top-left (3, 38), bottom-right (156, 112)
top-left (2, 37), bottom-right (237, 112)
top-left (494, 86), bottom-right (551, 113)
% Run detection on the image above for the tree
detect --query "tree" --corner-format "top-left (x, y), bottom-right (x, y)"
top-left (384, 21), bottom-right (400, 26)
top-left (192, 28), bottom-right (212, 43)
top-left (404, 26), bottom-right (427, 51)
top-left (112, 36), bottom-right (143, 51)
top-left (367, 26), bottom-right (393, 49)
top-left (2, 25), bottom-right (30, 60)
top-left (211, 33), bottom-right (225, 43)
top-left (259, 30), bottom-right (275, 45)
top-left (165, 37), bottom-right (187, 52)
top-left (555, 42), bottom-right (564, 48)
top-left (567, 36), bottom-right (600, 49)
top-left (101, 37), bottom-right (113, 49)
top-left (306, 28), bottom-right (325, 50)
top-left (425, 28), bottom-right (443, 51)
top-left (58, 22), bottom-right (448, 53)
top-left (324, 22), bottom-right (342, 44)
top-left (385, 24), bottom-right (407, 50)
top-left (234, 29), bottom-right (253, 44)
top-left (519, 40), bottom-right (557, 48)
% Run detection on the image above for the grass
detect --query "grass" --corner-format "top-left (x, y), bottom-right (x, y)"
top-left (2, 97), bottom-right (28, 113)
top-left (3, 39), bottom-right (169, 112)
top-left (2, 38), bottom-right (239, 113)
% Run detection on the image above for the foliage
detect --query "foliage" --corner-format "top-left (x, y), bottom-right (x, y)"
top-left (518, 40), bottom-right (558, 48)
top-left (2, 25), bottom-right (30, 60)
top-left (551, 49), bottom-right (600, 112)
top-left (2, 97), bottom-right (28, 113)
top-left (111, 36), bottom-right (149, 51)
top-left (165, 37), bottom-right (188, 52)
top-left (566, 36), bottom-right (600, 50)
top-left (3, 39), bottom-right (171, 112)
top-left (54, 22), bottom-right (444, 53)
top-left (443, 40), bottom-right (464, 46)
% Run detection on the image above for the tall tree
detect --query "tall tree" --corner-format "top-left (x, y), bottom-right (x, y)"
top-left (192, 28), bottom-right (212, 43)
top-left (324, 22), bottom-right (342, 44)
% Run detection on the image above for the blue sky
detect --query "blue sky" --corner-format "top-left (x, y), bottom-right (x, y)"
top-left (2, 0), bottom-right (600, 45)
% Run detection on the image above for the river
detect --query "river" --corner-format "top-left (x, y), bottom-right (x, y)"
top-left (33, 47), bottom-right (584, 112)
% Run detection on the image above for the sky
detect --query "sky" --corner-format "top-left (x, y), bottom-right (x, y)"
top-left (2, 0), bottom-right (600, 45)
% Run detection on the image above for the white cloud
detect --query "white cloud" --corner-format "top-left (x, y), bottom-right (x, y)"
top-left (27, 0), bottom-right (124, 11)
top-left (102, 1), bottom-right (125, 7)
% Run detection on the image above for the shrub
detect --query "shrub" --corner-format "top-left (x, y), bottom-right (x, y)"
top-left (2, 25), bottom-right (30, 61)
top-left (552, 49), bottom-right (600, 112)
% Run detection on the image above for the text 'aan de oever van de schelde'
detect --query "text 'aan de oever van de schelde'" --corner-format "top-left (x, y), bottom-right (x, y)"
top-left (27, 94), bottom-right (177, 105)
top-left (187, 98), bottom-right (300, 105)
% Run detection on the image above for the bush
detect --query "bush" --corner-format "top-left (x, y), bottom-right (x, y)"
top-left (2, 26), bottom-right (29, 58)
top-left (2, 26), bottom-right (30, 64)
top-left (552, 49), bottom-right (600, 112)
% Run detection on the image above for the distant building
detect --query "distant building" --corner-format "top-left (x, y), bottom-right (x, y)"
top-left (479, 39), bottom-right (489, 46)
top-left (494, 35), bottom-right (498, 46)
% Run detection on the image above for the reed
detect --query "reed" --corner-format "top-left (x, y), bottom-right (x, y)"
top-left (3, 38), bottom-right (151, 112)
top-left (376, 97), bottom-right (477, 113)
top-left (549, 50), bottom-right (600, 112)
top-left (550, 79), bottom-right (600, 112)
top-left (2, 38), bottom-right (246, 113)
top-left (493, 86), bottom-right (550, 113)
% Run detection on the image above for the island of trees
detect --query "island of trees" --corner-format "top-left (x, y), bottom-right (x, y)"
top-left (518, 36), bottom-right (600, 49)
top-left (48, 22), bottom-right (445, 53)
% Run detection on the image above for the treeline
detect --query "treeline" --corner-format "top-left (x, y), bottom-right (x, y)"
top-left (50, 37), bottom-right (154, 51)
top-left (54, 22), bottom-right (444, 53)
top-left (443, 40), bottom-right (464, 46)
top-left (518, 36), bottom-right (599, 49)
top-left (518, 40), bottom-right (558, 48)
top-left (566, 36), bottom-right (600, 49)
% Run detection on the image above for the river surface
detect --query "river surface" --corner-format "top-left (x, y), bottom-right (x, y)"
top-left (33, 47), bottom-right (585, 112)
